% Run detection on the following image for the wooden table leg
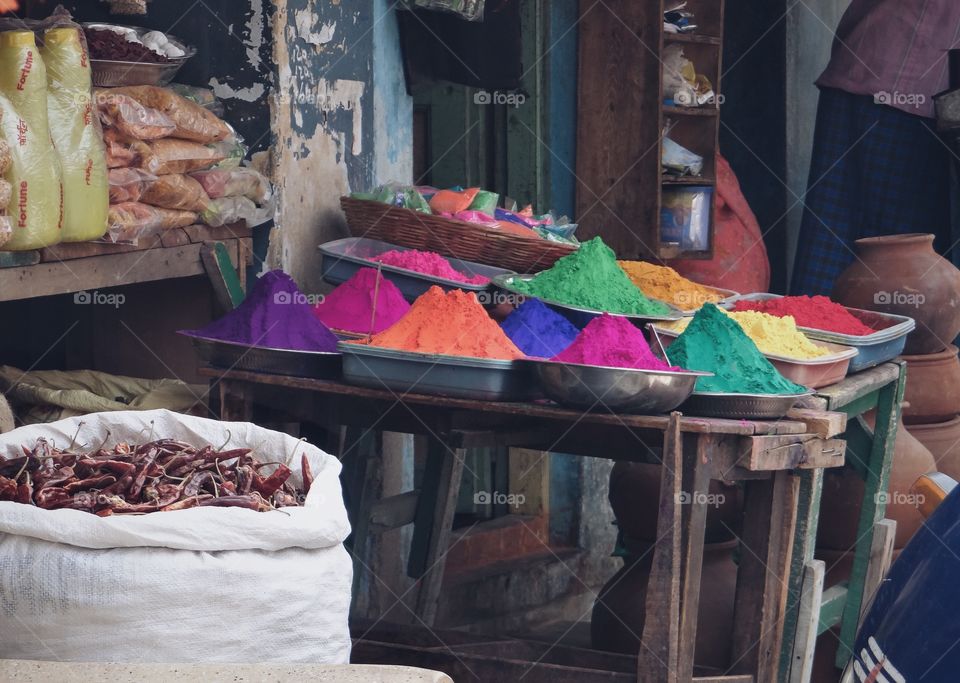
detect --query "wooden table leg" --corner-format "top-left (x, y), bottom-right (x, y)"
top-left (408, 436), bottom-right (465, 627)
top-left (218, 379), bottom-right (253, 422)
top-left (731, 470), bottom-right (800, 680)
top-left (787, 559), bottom-right (825, 683)
top-left (638, 412), bottom-right (683, 683)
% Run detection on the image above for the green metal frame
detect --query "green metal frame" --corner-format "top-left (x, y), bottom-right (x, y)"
top-left (778, 361), bottom-right (907, 681)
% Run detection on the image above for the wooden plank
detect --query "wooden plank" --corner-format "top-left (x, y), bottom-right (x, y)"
top-left (183, 221), bottom-right (252, 242)
top-left (369, 490), bottom-right (420, 532)
top-left (38, 237), bottom-right (159, 261)
top-left (817, 584), bottom-right (848, 634)
top-left (784, 409), bottom-right (847, 439)
top-left (638, 412), bottom-right (682, 682)
top-left (787, 560), bottom-right (825, 683)
top-left (201, 242), bottom-right (245, 310)
top-left (736, 435), bottom-right (845, 471)
top-left (815, 362), bottom-right (901, 409)
top-left (0, 250), bottom-right (41, 267)
top-left (677, 433), bottom-right (712, 681)
top-left (859, 518), bottom-right (896, 619)
top-left (159, 227), bottom-right (192, 247)
top-left (731, 471), bottom-right (800, 680)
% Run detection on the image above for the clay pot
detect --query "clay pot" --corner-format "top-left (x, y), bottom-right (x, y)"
top-left (590, 540), bottom-right (738, 670)
top-left (832, 234), bottom-right (960, 355)
top-left (901, 345), bottom-right (960, 424)
top-left (608, 462), bottom-right (742, 543)
top-left (817, 418), bottom-right (935, 550)
top-left (909, 416), bottom-right (960, 481)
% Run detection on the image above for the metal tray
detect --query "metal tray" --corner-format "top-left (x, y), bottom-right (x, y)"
top-left (84, 24), bottom-right (195, 87)
top-left (183, 333), bottom-right (341, 379)
top-left (649, 324), bottom-right (858, 389)
top-left (493, 274), bottom-right (685, 325)
top-left (519, 359), bottom-right (709, 414)
top-left (680, 391), bottom-right (813, 420)
top-left (725, 293), bottom-right (915, 373)
top-left (339, 342), bottom-right (535, 401)
top-left (319, 237), bottom-right (515, 302)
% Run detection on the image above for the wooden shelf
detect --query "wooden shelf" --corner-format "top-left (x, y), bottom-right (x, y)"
top-left (664, 33), bottom-right (721, 45)
top-left (663, 104), bottom-right (719, 117)
top-left (662, 175), bottom-right (716, 186)
top-left (0, 223), bottom-right (252, 303)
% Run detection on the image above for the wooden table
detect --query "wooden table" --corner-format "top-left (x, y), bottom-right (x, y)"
top-left (201, 364), bottom-right (900, 683)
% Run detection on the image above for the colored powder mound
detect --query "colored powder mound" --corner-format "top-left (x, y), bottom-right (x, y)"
top-left (618, 260), bottom-right (726, 311)
top-left (500, 299), bottom-right (580, 358)
top-left (510, 237), bottom-right (671, 316)
top-left (188, 270), bottom-right (339, 351)
top-left (664, 309), bottom-right (829, 359)
top-left (668, 304), bottom-right (807, 394)
top-left (374, 249), bottom-right (489, 285)
top-left (312, 268), bottom-right (411, 334)
top-left (732, 295), bottom-right (875, 336)
top-left (363, 286), bottom-right (524, 360)
top-left (552, 314), bottom-right (678, 371)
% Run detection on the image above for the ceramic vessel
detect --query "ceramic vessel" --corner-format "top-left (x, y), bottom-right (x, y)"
top-left (590, 540), bottom-right (737, 670)
top-left (901, 345), bottom-right (960, 424)
top-left (608, 462), bottom-right (742, 543)
top-left (817, 418), bottom-right (935, 550)
top-left (909, 416), bottom-right (960, 481)
top-left (832, 234), bottom-right (960, 355)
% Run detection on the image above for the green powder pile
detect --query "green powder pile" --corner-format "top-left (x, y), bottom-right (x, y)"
top-left (668, 304), bottom-right (807, 394)
top-left (510, 237), bottom-right (671, 316)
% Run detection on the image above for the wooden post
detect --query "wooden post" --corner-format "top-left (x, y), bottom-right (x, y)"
top-left (788, 560), bottom-right (826, 683)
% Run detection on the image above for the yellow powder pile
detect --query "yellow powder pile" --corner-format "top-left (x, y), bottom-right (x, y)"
top-left (662, 309), bottom-right (830, 359)
top-left (618, 260), bottom-right (725, 311)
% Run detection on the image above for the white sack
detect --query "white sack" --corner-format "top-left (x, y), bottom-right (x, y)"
top-left (0, 409), bottom-right (353, 663)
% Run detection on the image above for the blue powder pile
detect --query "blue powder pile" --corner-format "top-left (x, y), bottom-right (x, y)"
top-left (500, 299), bottom-right (580, 358)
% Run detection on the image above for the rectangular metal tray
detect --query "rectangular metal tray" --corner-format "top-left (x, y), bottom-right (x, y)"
top-left (319, 237), bottom-right (515, 302)
top-left (184, 334), bottom-right (342, 379)
top-left (725, 293), bottom-right (915, 373)
top-left (338, 342), bottom-right (536, 401)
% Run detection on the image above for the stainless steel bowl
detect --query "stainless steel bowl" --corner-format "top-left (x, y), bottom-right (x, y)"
top-left (84, 23), bottom-right (196, 87)
top-left (520, 359), bottom-right (709, 414)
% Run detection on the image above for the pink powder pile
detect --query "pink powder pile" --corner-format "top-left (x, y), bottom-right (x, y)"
top-left (374, 249), bottom-right (489, 285)
top-left (552, 313), bottom-right (679, 371)
top-left (313, 268), bottom-right (411, 334)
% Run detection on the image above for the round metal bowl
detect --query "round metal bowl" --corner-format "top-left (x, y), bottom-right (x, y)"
top-left (182, 333), bottom-right (341, 379)
top-left (519, 359), bottom-right (710, 414)
top-left (84, 23), bottom-right (196, 87)
top-left (680, 391), bottom-right (814, 420)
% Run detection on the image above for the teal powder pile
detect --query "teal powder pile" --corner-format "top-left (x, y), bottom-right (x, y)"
top-left (668, 304), bottom-right (807, 394)
top-left (509, 237), bottom-right (671, 316)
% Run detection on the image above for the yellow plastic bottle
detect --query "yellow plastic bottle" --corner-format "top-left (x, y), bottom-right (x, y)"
top-left (42, 27), bottom-right (108, 242)
top-left (0, 30), bottom-right (63, 250)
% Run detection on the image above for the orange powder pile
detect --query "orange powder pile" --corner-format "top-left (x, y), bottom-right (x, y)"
top-left (363, 286), bottom-right (524, 360)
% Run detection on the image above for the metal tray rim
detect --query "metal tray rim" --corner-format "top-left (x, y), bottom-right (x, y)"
top-left (179, 331), bottom-right (342, 356)
top-left (83, 23), bottom-right (197, 60)
top-left (515, 357), bottom-right (713, 377)
top-left (338, 340), bottom-right (518, 369)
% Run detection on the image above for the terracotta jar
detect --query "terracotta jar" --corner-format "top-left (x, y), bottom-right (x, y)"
top-left (909, 416), bottom-right (960, 480)
top-left (901, 345), bottom-right (960, 424)
top-left (832, 234), bottom-right (960, 355)
top-left (817, 418), bottom-right (935, 550)
top-left (590, 539), bottom-right (738, 671)
top-left (608, 462), bottom-right (742, 543)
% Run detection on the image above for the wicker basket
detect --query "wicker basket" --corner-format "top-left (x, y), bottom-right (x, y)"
top-left (340, 196), bottom-right (577, 273)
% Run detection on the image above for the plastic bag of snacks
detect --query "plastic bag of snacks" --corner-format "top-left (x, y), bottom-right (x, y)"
top-left (96, 90), bottom-right (176, 140)
top-left (108, 168), bottom-right (155, 203)
top-left (138, 138), bottom-right (226, 175)
top-left (0, 215), bottom-right (11, 249)
top-left (190, 167), bottom-right (272, 203)
top-left (167, 83), bottom-right (225, 117)
top-left (140, 173), bottom-right (212, 212)
top-left (201, 195), bottom-right (274, 228)
top-left (109, 85), bottom-right (232, 143)
top-left (41, 18), bottom-right (109, 243)
top-left (106, 201), bottom-right (197, 243)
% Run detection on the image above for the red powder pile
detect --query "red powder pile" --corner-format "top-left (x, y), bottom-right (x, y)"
top-left (552, 314), bottom-right (678, 371)
top-left (312, 268), bottom-right (411, 335)
top-left (732, 295), bottom-right (875, 336)
top-left (360, 286), bottom-right (523, 360)
top-left (374, 249), bottom-right (489, 285)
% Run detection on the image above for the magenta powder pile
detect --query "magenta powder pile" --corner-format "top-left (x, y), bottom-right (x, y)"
top-left (186, 270), bottom-right (339, 351)
top-left (313, 267), bottom-right (411, 334)
top-left (374, 249), bottom-right (489, 285)
top-left (552, 313), bottom-right (678, 371)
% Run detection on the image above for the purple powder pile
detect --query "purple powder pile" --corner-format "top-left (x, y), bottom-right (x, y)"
top-left (500, 299), bottom-right (580, 358)
top-left (185, 270), bottom-right (339, 351)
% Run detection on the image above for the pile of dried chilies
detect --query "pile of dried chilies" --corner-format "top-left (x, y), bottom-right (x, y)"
top-left (0, 437), bottom-right (311, 515)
